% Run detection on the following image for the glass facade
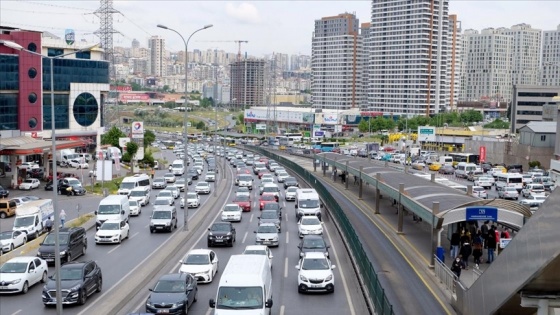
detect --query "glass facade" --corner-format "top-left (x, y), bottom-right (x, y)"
top-left (47, 48), bottom-right (63, 57)
top-left (0, 55), bottom-right (19, 90)
top-left (42, 58), bottom-right (109, 91)
top-left (73, 92), bottom-right (98, 127)
top-left (0, 94), bottom-right (19, 130)
top-left (43, 94), bottom-right (69, 129)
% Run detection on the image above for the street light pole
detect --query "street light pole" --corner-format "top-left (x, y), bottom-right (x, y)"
top-left (157, 23), bottom-right (213, 231)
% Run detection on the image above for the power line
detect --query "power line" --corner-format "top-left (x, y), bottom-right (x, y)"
top-left (119, 13), bottom-right (152, 37)
top-left (18, 0), bottom-right (93, 11)
top-left (2, 8), bottom-right (92, 15)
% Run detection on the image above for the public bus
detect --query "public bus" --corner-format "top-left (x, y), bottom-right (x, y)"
top-left (496, 173), bottom-right (524, 192)
top-left (225, 138), bottom-right (236, 147)
top-left (448, 153), bottom-right (480, 167)
top-left (283, 133), bottom-right (303, 145)
top-left (320, 142), bottom-right (340, 153)
top-left (311, 140), bottom-right (323, 151)
top-left (278, 137), bottom-right (289, 147)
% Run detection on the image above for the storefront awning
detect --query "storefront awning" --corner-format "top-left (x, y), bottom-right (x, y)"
top-left (0, 136), bottom-right (87, 155)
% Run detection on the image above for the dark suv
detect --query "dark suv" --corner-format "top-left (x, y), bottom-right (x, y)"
top-left (207, 222), bottom-right (236, 247)
top-left (0, 185), bottom-right (9, 198)
top-left (37, 227), bottom-right (87, 264)
top-left (57, 178), bottom-right (86, 196)
top-left (42, 260), bottom-right (102, 306)
top-left (298, 235), bottom-right (330, 258)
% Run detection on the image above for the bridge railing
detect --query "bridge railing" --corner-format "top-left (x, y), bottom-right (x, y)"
top-left (434, 255), bottom-right (458, 294)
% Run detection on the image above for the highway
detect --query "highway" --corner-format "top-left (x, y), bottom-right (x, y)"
top-left (0, 144), bottom-right (368, 315)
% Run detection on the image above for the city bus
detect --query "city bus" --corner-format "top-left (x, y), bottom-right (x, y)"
top-left (283, 133), bottom-right (303, 145)
top-left (448, 153), bottom-right (480, 167)
top-left (320, 142), bottom-right (340, 153)
top-left (496, 173), bottom-right (524, 192)
top-left (311, 140), bottom-right (323, 151)
top-left (225, 138), bottom-right (236, 147)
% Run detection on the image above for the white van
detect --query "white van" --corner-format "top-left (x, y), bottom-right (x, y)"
top-left (13, 199), bottom-right (54, 240)
top-left (171, 160), bottom-right (185, 176)
top-left (95, 195), bottom-right (130, 229)
top-left (118, 174), bottom-right (151, 197)
top-left (129, 186), bottom-right (151, 206)
top-left (209, 255), bottom-right (273, 314)
top-left (439, 156), bottom-right (453, 166)
top-left (455, 162), bottom-right (477, 179)
top-left (295, 188), bottom-right (322, 220)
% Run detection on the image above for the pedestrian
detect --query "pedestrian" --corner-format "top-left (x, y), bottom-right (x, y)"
top-left (451, 255), bottom-right (465, 279)
top-left (151, 168), bottom-right (155, 179)
top-left (450, 230), bottom-right (461, 259)
top-left (501, 229), bottom-right (511, 239)
top-left (354, 175), bottom-right (359, 185)
top-left (341, 171), bottom-right (346, 183)
top-left (481, 220), bottom-right (490, 248)
top-left (45, 216), bottom-right (53, 233)
top-left (460, 242), bottom-right (473, 269)
top-left (60, 209), bottom-right (67, 228)
top-left (487, 226), bottom-right (497, 263)
top-left (472, 231), bottom-right (484, 268)
top-left (333, 168), bottom-right (338, 180)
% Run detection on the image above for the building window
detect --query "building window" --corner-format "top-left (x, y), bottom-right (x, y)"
top-left (42, 59), bottom-right (109, 91)
top-left (43, 94), bottom-right (69, 129)
top-left (0, 55), bottom-right (19, 90)
top-left (73, 92), bottom-right (98, 127)
top-left (541, 135), bottom-right (546, 141)
top-left (76, 51), bottom-right (91, 59)
top-left (28, 67), bottom-right (37, 79)
top-left (27, 42), bottom-right (37, 52)
top-left (28, 117), bottom-right (38, 129)
top-left (0, 94), bottom-right (18, 130)
top-left (47, 48), bottom-right (64, 57)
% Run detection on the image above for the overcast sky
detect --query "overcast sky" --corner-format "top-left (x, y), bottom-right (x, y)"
top-left (1, 1), bottom-right (559, 56)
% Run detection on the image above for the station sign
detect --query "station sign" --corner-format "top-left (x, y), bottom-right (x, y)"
top-left (466, 206), bottom-right (498, 221)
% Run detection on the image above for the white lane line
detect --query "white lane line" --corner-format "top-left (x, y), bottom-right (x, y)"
top-left (144, 224), bottom-right (148, 228)
top-left (205, 308), bottom-right (212, 315)
top-left (129, 232), bottom-right (140, 239)
top-left (285, 231), bottom-right (289, 244)
top-left (242, 231), bottom-right (248, 244)
top-left (280, 305), bottom-right (285, 315)
top-left (107, 244), bottom-right (121, 254)
top-left (285, 212), bottom-right (288, 222)
top-left (11, 310), bottom-right (22, 315)
top-left (324, 226), bottom-right (356, 315)
top-left (250, 213), bottom-right (254, 223)
top-left (283, 201), bottom-right (286, 207)
top-left (284, 257), bottom-right (289, 278)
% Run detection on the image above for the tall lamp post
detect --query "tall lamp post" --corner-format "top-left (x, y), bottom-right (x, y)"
top-left (0, 39), bottom-right (99, 315)
top-left (157, 23), bottom-right (213, 231)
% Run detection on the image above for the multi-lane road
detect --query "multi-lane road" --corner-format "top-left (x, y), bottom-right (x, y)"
top-left (0, 144), bottom-right (368, 315)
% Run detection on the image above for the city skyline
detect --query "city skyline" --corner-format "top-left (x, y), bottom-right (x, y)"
top-left (1, 1), bottom-right (559, 56)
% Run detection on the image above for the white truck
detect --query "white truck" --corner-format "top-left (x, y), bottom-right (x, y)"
top-left (57, 149), bottom-right (79, 166)
top-left (12, 199), bottom-right (54, 240)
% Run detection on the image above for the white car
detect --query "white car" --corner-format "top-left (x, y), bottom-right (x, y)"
top-left (277, 171), bottom-right (290, 183)
top-left (175, 178), bottom-right (186, 192)
top-left (181, 192), bottom-right (200, 208)
top-left (129, 188), bottom-right (150, 206)
top-left (10, 196), bottom-right (34, 206)
top-left (261, 174), bottom-right (274, 182)
top-left (296, 252), bottom-right (336, 293)
top-left (205, 171), bottom-right (216, 182)
top-left (193, 165), bottom-right (204, 175)
top-left (254, 223), bottom-right (279, 247)
top-left (153, 197), bottom-right (172, 208)
top-left (472, 186), bottom-right (488, 199)
top-left (285, 186), bottom-right (298, 201)
top-left (164, 185), bottom-right (180, 199)
top-left (18, 178), bottom-right (40, 190)
top-left (195, 181), bottom-right (211, 194)
top-left (235, 187), bottom-right (251, 198)
top-left (157, 191), bottom-right (175, 205)
top-left (261, 183), bottom-right (280, 199)
top-left (243, 245), bottom-right (273, 268)
top-left (17, 162), bottom-right (37, 171)
top-left (68, 159), bottom-right (89, 169)
top-left (129, 200), bottom-right (141, 216)
top-left (274, 168), bottom-right (286, 176)
top-left (498, 187), bottom-right (519, 200)
top-left (95, 219), bottom-right (130, 244)
top-left (178, 249), bottom-right (219, 283)
top-left (474, 176), bottom-right (494, 189)
top-left (163, 173), bottom-right (176, 183)
top-left (221, 204), bottom-right (242, 222)
top-left (0, 256), bottom-right (48, 293)
top-left (298, 216), bottom-right (324, 238)
top-left (520, 194), bottom-right (547, 209)
top-left (0, 230), bottom-right (27, 254)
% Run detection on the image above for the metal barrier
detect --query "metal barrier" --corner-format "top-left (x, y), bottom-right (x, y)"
top-left (434, 255), bottom-right (458, 294)
top-left (249, 146), bottom-right (394, 315)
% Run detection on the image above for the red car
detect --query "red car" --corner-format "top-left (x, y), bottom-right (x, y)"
top-left (237, 167), bottom-right (252, 175)
top-left (233, 195), bottom-right (252, 212)
top-left (259, 193), bottom-right (278, 210)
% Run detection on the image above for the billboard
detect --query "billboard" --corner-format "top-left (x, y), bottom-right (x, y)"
top-left (418, 126), bottom-right (436, 142)
top-left (245, 109), bottom-right (268, 120)
top-left (256, 124), bottom-right (267, 130)
top-left (120, 93), bottom-right (150, 101)
top-left (132, 121), bottom-right (144, 134)
top-left (65, 29), bottom-right (75, 45)
top-left (315, 113), bottom-right (338, 125)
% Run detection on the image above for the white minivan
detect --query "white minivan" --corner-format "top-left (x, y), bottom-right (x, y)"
top-left (118, 174), bottom-right (151, 197)
top-left (95, 195), bottom-right (130, 229)
top-left (171, 160), bottom-right (185, 176)
top-left (455, 162), bottom-right (477, 179)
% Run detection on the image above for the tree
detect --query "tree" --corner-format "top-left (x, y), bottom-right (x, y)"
top-left (144, 130), bottom-right (156, 147)
top-left (162, 85), bottom-right (170, 92)
top-left (237, 113), bottom-right (244, 124)
top-left (101, 126), bottom-right (126, 147)
top-left (130, 82), bottom-right (142, 91)
top-left (195, 121), bottom-right (206, 130)
top-left (358, 118), bottom-right (370, 133)
top-left (126, 141), bottom-right (139, 173)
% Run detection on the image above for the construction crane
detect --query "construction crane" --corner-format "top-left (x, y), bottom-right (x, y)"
top-left (196, 40), bottom-right (249, 61)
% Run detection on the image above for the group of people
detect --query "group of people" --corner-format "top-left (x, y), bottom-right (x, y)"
top-left (44, 209), bottom-right (67, 233)
top-left (450, 221), bottom-right (511, 279)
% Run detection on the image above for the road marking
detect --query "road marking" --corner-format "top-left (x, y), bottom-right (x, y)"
top-left (279, 305), bottom-right (285, 315)
top-left (205, 308), bottom-right (212, 315)
top-left (250, 213), bottom-right (254, 222)
top-left (284, 257), bottom-right (289, 278)
top-left (242, 231), bottom-right (248, 244)
top-left (11, 310), bottom-right (22, 315)
top-left (285, 231), bottom-right (289, 244)
top-left (283, 201), bottom-right (286, 207)
top-left (144, 224), bottom-right (148, 228)
top-left (107, 244), bottom-right (121, 254)
top-left (129, 232), bottom-right (139, 239)
top-left (285, 213), bottom-right (288, 222)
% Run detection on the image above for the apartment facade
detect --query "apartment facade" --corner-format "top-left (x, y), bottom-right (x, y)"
top-left (230, 59), bottom-right (266, 109)
top-left (447, 14), bottom-right (462, 111)
top-left (503, 24), bottom-right (541, 86)
top-left (511, 85), bottom-right (560, 133)
top-left (366, 0), bottom-right (450, 117)
top-left (148, 35), bottom-right (166, 77)
top-left (542, 25), bottom-right (560, 86)
top-left (311, 13), bottom-right (364, 110)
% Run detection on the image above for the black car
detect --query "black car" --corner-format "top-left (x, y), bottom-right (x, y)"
top-left (29, 168), bottom-right (44, 179)
top-left (0, 185), bottom-right (9, 198)
top-left (145, 273), bottom-right (198, 314)
top-left (42, 260), bottom-right (102, 306)
top-left (58, 178), bottom-right (86, 196)
top-left (207, 222), bottom-right (236, 247)
top-left (187, 169), bottom-right (199, 180)
top-left (37, 227), bottom-right (87, 264)
top-left (283, 177), bottom-right (299, 189)
top-left (262, 202), bottom-right (282, 219)
top-left (298, 235), bottom-right (330, 258)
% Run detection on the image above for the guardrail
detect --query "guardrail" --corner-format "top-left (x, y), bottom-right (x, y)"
top-left (249, 146), bottom-right (394, 315)
top-left (434, 255), bottom-right (458, 294)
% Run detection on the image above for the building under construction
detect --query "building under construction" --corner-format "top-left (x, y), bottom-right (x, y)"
top-left (230, 59), bottom-right (266, 110)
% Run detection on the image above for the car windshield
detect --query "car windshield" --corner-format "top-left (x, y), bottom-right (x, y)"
top-left (164, 173), bottom-right (173, 177)
top-left (235, 196), bottom-right (250, 202)
top-left (261, 195), bottom-right (275, 201)
top-left (154, 199), bottom-right (168, 205)
top-left (158, 192), bottom-right (172, 197)
top-left (224, 205), bottom-right (240, 212)
top-left (299, 200), bottom-right (320, 209)
top-left (303, 238), bottom-right (326, 249)
top-left (473, 187), bottom-right (485, 192)
top-left (187, 193), bottom-right (198, 199)
top-left (211, 224), bottom-right (231, 232)
top-left (182, 254), bottom-right (210, 265)
top-left (152, 211), bottom-right (171, 219)
top-left (129, 200), bottom-right (138, 206)
top-left (287, 187), bottom-right (298, 193)
top-left (301, 217), bottom-right (321, 225)
top-left (263, 186), bottom-right (278, 192)
top-left (237, 187), bottom-right (249, 192)
top-left (176, 179), bottom-right (185, 184)
top-left (261, 212), bottom-right (277, 219)
top-left (154, 178), bottom-right (165, 183)
top-left (263, 203), bottom-right (279, 210)
top-left (535, 196), bottom-right (547, 201)
top-left (0, 232), bottom-right (13, 240)
top-left (98, 204), bottom-right (121, 214)
top-left (0, 262), bottom-right (27, 273)
top-left (43, 234), bottom-right (69, 245)
top-left (285, 177), bottom-right (296, 183)
top-left (58, 267), bottom-right (83, 280)
top-left (239, 175), bottom-right (252, 181)
top-left (216, 286), bottom-right (263, 309)
top-left (68, 179), bottom-right (81, 186)
top-left (257, 225), bottom-right (277, 233)
top-left (120, 182), bottom-right (136, 189)
top-left (244, 249), bottom-right (266, 255)
top-left (506, 188), bottom-right (517, 192)
top-left (197, 183), bottom-right (208, 188)
top-left (100, 222), bottom-right (120, 230)
top-left (23, 179), bottom-right (33, 184)
top-left (130, 191), bottom-right (146, 197)
top-left (302, 258), bottom-right (330, 270)
top-left (153, 279), bottom-right (185, 293)
top-left (14, 216), bottom-right (34, 228)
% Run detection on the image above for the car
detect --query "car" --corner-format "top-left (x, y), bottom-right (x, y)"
top-left (298, 216), bottom-right (324, 238)
top-left (438, 165), bottom-right (455, 175)
top-left (235, 186), bottom-right (251, 198)
top-left (129, 187), bottom-right (150, 206)
top-left (163, 173), bottom-right (176, 183)
top-left (67, 159), bottom-right (89, 169)
top-left (283, 177), bottom-right (299, 189)
top-left (157, 191), bottom-right (175, 205)
top-left (522, 184), bottom-right (546, 198)
top-left (57, 178), bottom-right (86, 196)
top-left (472, 186), bottom-right (488, 199)
top-left (259, 178), bottom-right (275, 194)
top-left (205, 171), bottom-right (216, 182)
top-left (428, 162), bottom-right (442, 171)
top-left (179, 249), bottom-right (219, 284)
top-left (520, 194), bottom-right (547, 209)
top-left (0, 230), bottom-right (27, 254)
top-left (182, 192), bottom-right (200, 208)
top-left (152, 177), bottom-right (167, 189)
top-left (261, 183), bottom-right (280, 199)
top-left (29, 168), bottom-right (44, 179)
top-left (153, 197), bottom-right (173, 208)
top-left (243, 245), bottom-right (273, 268)
top-left (18, 178), bottom-right (41, 190)
top-left (498, 187), bottom-right (519, 200)
top-left (207, 222), bottom-right (236, 247)
top-left (10, 196), bottom-right (34, 206)
top-left (467, 170), bottom-right (484, 182)
top-left (261, 173), bottom-right (274, 182)
top-left (37, 227), bottom-right (87, 264)
top-left (149, 206), bottom-right (177, 233)
top-left (411, 161), bottom-right (426, 171)
top-left (254, 223), bottom-right (279, 247)
top-left (232, 195), bottom-right (252, 212)
top-left (262, 202), bottom-right (282, 218)
top-left (276, 171), bottom-right (290, 183)
top-left (187, 169), bottom-right (199, 180)
top-left (129, 200), bottom-right (141, 216)
top-left (175, 178), bottom-right (188, 191)
top-left (259, 193), bottom-right (278, 210)
top-left (42, 260), bottom-right (102, 305)
top-left (295, 252), bottom-right (336, 294)
top-left (193, 165), bottom-right (204, 175)
top-left (18, 162), bottom-right (37, 171)
top-left (164, 185), bottom-right (180, 199)
top-left (0, 256), bottom-right (48, 294)
top-left (95, 220), bottom-right (130, 244)
top-left (285, 186), bottom-right (298, 201)
top-left (258, 210), bottom-right (282, 232)
top-left (195, 181), bottom-right (211, 194)
top-left (222, 204), bottom-right (243, 222)
top-left (0, 185), bottom-right (9, 198)
top-left (474, 176), bottom-right (494, 189)
top-left (145, 273), bottom-right (198, 314)
top-left (298, 235), bottom-right (330, 258)
top-left (258, 170), bottom-right (271, 179)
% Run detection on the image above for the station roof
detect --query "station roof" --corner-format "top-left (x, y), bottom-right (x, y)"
top-left (0, 136), bottom-right (87, 155)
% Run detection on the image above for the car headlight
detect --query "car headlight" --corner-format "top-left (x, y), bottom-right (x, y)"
top-left (70, 284), bottom-right (81, 292)
top-left (12, 278), bottom-right (21, 284)
top-left (209, 232), bottom-right (214, 236)
top-left (227, 232), bottom-right (232, 236)
top-left (326, 274), bottom-right (333, 281)
top-left (146, 299), bottom-right (153, 307)
top-left (113, 234), bottom-right (120, 238)
top-left (37, 251), bottom-right (41, 256)
top-left (272, 237), bottom-right (278, 241)
top-left (300, 274), bottom-right (308, 281)
top-left (172, 302), bottom-right (185, 308)
top-left (60, 251), bottom-right (66, 256)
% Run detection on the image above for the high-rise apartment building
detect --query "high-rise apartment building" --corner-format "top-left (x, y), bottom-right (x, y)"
top-left (503, 24), bottom-right (541, 86)
top-left (148, 35), bottom-right (166, 77)
top-left (542, 24), bottom-right (560, 86)
top-left (311, 13), bottom-right (364, 110)
top-left (460, 28), bottom-right (513, 103)
top-left (447, 15), bottom-right (462, 111)
top-left (230, 59), bottom-right (266, 109)
top-left (366, 0), bottom-right (450, 116)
